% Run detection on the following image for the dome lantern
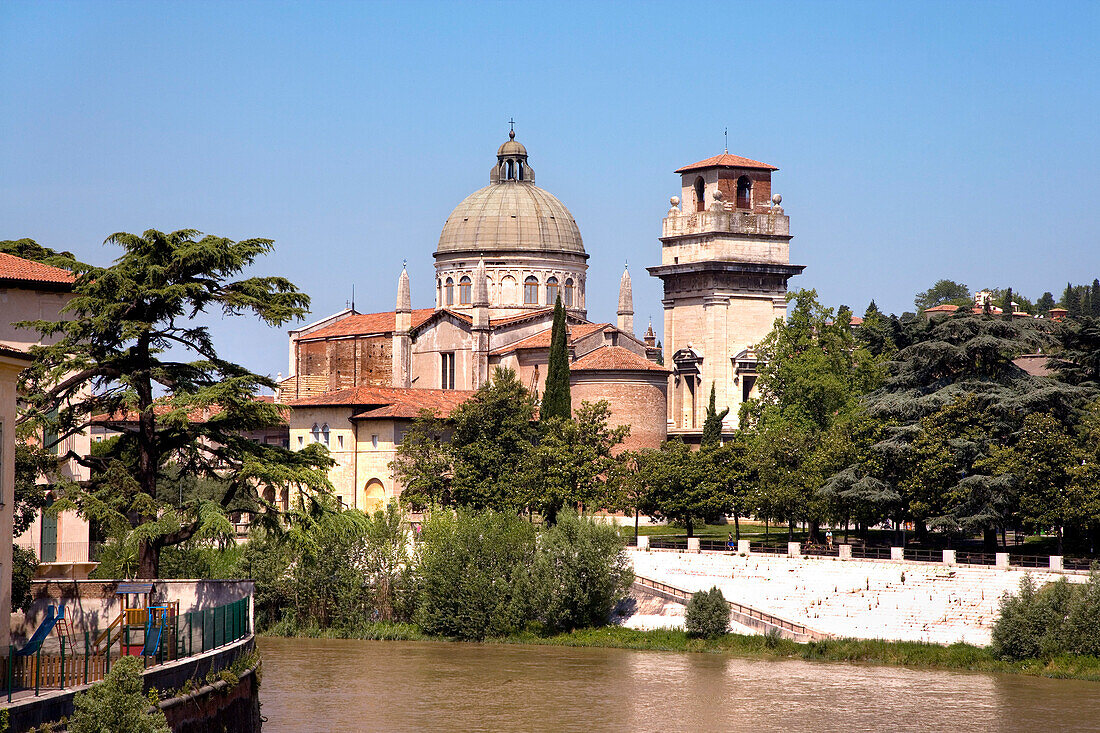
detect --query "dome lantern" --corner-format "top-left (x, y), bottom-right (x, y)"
top-left (491, 128), bottom-right (535, 184)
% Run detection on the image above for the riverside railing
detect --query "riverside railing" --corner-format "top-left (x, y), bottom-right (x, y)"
top-left (4, 596), bottom-right (251, 702)
top-left (634, 535), bottom-right (1096, 571)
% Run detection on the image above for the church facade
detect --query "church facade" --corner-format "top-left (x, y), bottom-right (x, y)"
top-left (275, 132), bottom-right (800, 510)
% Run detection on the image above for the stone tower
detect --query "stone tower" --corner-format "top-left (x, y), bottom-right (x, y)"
top-left (617, 265), bottom-right (633, 335)
top-left (392, 265), bottom-right (412, 388)
top-left (647, 152), bottom-right (804, 439)
top-left (471, 257), bottom-right (491, 389)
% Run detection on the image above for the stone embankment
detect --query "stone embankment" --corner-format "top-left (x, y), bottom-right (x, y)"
top-left (627, 548), bottom-right (1086, 645)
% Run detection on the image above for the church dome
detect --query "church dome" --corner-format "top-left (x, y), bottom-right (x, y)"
top-left (436, 132), bottom-right (586, 257)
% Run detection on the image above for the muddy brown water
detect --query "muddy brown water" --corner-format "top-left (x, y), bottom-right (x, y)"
top-left (258, 637), bottom-right (1100, 732)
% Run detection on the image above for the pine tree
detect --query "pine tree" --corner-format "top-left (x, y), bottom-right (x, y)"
top-left (541, 294), bottom-right (571, 420)
top-left (701, 383), bottom-right (729, 447)
top-left (1036, 292), bottom-right (1055, 317)
top-left (1064, 283), bottom-right (1081, 318)
top-left (1002, 287), bottom-right (1014, 321)
top-left (1094, 280), bottom-right (1100, 318)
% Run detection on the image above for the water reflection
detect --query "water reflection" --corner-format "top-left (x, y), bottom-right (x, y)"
top-left (258, 638), bottom-right (1100, 732)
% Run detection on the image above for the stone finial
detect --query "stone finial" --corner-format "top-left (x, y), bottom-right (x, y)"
top-left (713, 189), bottom-right (724, 202)
top-left (396, 265), bottom-right (411, 313)
top-left (473, 258), bottom-right (489, 307)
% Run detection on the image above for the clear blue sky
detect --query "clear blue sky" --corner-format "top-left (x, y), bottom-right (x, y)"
top-left (3, 1), bottom-right (1098, 377)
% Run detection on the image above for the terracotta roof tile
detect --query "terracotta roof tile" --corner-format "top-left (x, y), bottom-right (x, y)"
top-left (0, 253), bottom-right (75, 288)
top-left (300, 308), bottom-right (435, 340)
top-left (91, 396), bottom-right (287, 425)
top-left (0, 342), bottom-right (33, 361)
top-left (923, 304), bottom-right (961, 313)
top-left (570, 345), bottom-right (669, 373)
top-left (488, 308), bottom-right (554, 327)
top-left (676, 153), bottom-right (777, 173)
top-left (287, 385), bottom-right (474, 419)
top-left (490, 323), bottom-right (609, 356)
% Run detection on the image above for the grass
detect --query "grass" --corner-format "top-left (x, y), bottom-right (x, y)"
top-left (261, 622), bottom-right (1100, 682)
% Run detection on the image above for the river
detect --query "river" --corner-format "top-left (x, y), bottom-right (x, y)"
top-left (258, 637), bottom-right (1099, 732)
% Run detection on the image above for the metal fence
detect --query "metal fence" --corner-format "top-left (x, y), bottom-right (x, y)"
top-left (5, 596), bottom-right (251, 701)
top-left (634, 535), bottom-right (1097, 571)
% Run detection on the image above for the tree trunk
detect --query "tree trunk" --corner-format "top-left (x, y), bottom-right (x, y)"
top-left (136, 538), bottom-right (159, 579)
top-left (685, 517), bottom-right (694, 538)
top-left (788, 520), bottom-right (794, 542)
top-left (809, 519), bottom-right (821, 545)
top-left (765, 517), bottom-right (769, 540)
top-left (1057, 525), bottom-right (1064, 556)
top-left (844, 516), bottom-right (849, 544)
top-left (983, 526), bottom-right (998, 553)
top-left (634, 507), bottom-right (639, 542)
top-left (733, 515), bottom-right (740, 542)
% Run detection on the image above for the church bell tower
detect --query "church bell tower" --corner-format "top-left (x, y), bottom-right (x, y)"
top-left (647, 152), bottom-right (804, 440)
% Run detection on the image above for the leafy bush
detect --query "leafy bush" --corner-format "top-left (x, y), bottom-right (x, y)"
top-left (992, 567), bottom-right (1100, 661)
top-left (69, 656), bottom-right (169, 733)
top-left (415, 509), bottom-right (535, 640)
top-left (526, 511), bottom-right (633, 632)
top-left (10, 545), bottom-right (38, 612)
top-left (685, 586), bottom-right (729, 638)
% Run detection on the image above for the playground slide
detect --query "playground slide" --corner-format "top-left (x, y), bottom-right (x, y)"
top-left (15, 606), bottom-right (61, 657)
top-left (141, 609), bottom-right (167, 656)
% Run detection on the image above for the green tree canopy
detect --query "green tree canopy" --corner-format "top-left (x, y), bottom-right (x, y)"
top-left (914, 279), bottom-right (970, 312)
top-left (17, 229), bottom-right (333, 577)
top-left (541, 294), bottom-right (571, 419)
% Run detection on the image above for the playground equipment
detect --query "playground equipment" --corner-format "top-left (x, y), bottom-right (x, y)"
top-left (14, 605), bottom-right (76, 657)
top-left (92, 582), bottom-right (178, 660)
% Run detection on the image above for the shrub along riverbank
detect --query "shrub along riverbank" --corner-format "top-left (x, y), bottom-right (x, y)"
top-left (261, 622), bottom-right (1100, 682)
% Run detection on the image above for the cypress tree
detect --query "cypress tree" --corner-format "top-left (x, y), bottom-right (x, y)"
top-left (541, 294), bottom-right (571, 420)
top-left (1002, 288), bottom-right (1014, 321)
top-left (701, 383), bottom-right (729, 447)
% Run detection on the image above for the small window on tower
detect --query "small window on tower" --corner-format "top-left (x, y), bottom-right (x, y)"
top-left (736, 176), bottom-right (752, 208)
top-left (321, 424), bottom-right (330, 446)
top-left (694, 176), bottom-right (705, 212)
top-left (459, 276), bottom-right (472, 305)
top-left (546, 276), bottom-right (559, 305)
top-left (507, 160), bottom-right (514, 180)
top-left (524, 276), bottom-right (539, 305)
top-left (564, 278), bottom-right (574, 307)
top-left (445, 277), bottom-right (454, 306)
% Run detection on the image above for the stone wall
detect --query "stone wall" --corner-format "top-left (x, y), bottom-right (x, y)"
top-left (571, 372), bottom-right (667, 452)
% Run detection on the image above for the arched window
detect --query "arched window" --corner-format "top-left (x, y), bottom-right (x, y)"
top-left (507, 160), bottom-right (514, 180)
top-left (445, 277), bottom-right (454, 306)
top-left (321, 423), bottom-right (330, 446)
top-left (311, 423), bottom-right (321, 442)
top-left (563, 278), bottom-right (574, 307)
top-left (736, 175), bottom-right (752, 208)
top-left (501, 275), bottom-right (517, 304)
top-left (459, 275), bottom-right (472, 305)
top-left (517, 162), bottom-right (523, 181)
top-left (694, 176), bottom-right (705, 212)
top-left (361, 479), bottom-right (386, 515)
top-left (524, 275), bottom-right (539, 305)
top-left (545, 276), bottom-right (559, 305)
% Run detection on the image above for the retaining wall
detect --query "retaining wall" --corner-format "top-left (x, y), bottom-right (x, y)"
top-left (3, 635), bottom-right (257, 732)
top-left (630, 548), bottom-right (1086, 645)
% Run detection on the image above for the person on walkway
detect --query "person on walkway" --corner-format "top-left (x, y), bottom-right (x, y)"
top-left (727, 532), bottom-right (735, 551)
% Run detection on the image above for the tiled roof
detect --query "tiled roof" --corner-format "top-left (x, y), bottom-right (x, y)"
top-left (92, 397), bottom-right (287, 425)
top-left (676, 153), bottom-right (778, 173)
top-left (1012, 354), bottom-right (1066, 378)
top-left (922, 304), bottom-right (960, 313)
top-left (849, 316), bottom-right (864, 326)
top-left (288, 385), bottom-right (474, 419)
top-left (570, 346), bottom-right (669, 373)
top-left (490, 323), bottom-right (609, 356)
top-left (488, 308), bottom-right (554, 327)
top-left (300, 309), bottom-right (436, 340)
top-left (0, 342), bottom-right (33, 361)
top-left (0, 252), bottom-right (75, 288)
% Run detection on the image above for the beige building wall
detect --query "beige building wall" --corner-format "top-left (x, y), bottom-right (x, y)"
top-left (288, 408), bottom-right (402, 512)
top-left (2, 286), bottom-right (93, 568)
top-left (0, 352), bottom-right (30, 648)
